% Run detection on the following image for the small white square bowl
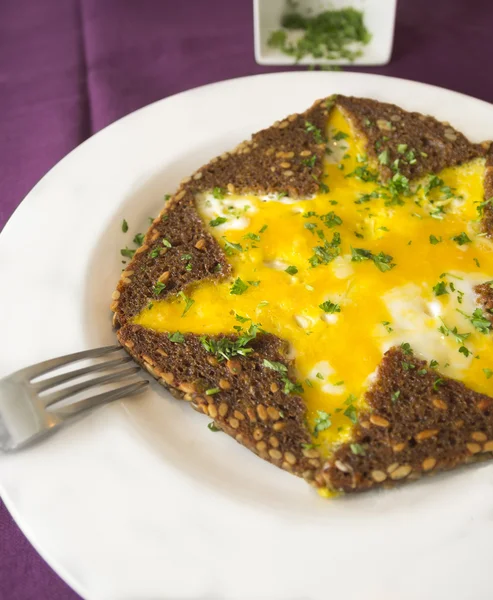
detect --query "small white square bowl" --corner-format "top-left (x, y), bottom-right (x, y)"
top-left (254, 0), bottom-right (397, 66)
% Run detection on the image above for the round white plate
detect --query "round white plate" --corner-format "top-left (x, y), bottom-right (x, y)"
top-left (2, 72), bottom-right (493, 600)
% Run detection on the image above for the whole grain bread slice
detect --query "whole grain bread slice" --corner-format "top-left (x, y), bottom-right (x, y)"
top-left (112, 95), bottom-right (493, 494)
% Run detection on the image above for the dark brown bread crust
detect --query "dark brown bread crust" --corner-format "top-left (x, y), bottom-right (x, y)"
top-left (475, 281), bottom-right (493, 322)
top-left (337, 96), bottom-right (486, 181)
top-left (117, 324), bottom-right (319, 480)
top-left (112, 95), bottom-right (493, 494)
top-left (481, 144), bottom-right (493, 236)
top-left (114, 99), bottom-right (329, 324)
top-left (322, 348), bottom-right (493, 493)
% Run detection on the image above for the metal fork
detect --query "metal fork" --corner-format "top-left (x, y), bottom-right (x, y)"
top-left (0, 345), bottom-right (148, 452)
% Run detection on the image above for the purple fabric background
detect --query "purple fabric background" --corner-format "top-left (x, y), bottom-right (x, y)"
top-left (1, 0), bottom-right (493, 597)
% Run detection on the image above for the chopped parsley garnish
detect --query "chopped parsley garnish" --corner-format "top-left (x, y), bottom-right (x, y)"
top-left (133, 233), bottom-right (145, 246)
top-left (200, 323), bottom-right (261, 361)
top-left (433, 378), bottom-right (443, 391)
top-left (397, 144), bottom-right (408, 154)
top-left (206, 388), bottom-right (220, 396)
top-left (343, 403), bottom-right (358, 424)
top-left (457, 308), bottom-right (492, 334)
top-left (381, 320), bottom-right (393, 333)
top-left (483, 368), bottom-right (493, 379)
top-left (305, 120), bottom-right (324, 143)
top-left (333, 130), bottom-right (349, 141)
top-left (424, 175), bottom-right (444, 196)
top-left (152, 281), bottom-right (166, 296)
top-left (120, 247), bottom-right (135, 258)
top-left (316, 372), bottom-right (324, 380)
top-left (267, 8), bottom-right (371, 63)
top-left (302, 155), bottom-right (317, 168)
top-left (177, 290), bottom-right (195, 317)
top-left (222, 238), bottom-right (243, 255)
top-left (378, 149), bottom-right (389, 165)
top-left (212, 187), bottom-right (226, 199)
top-left (320, 211), bottom-right (342, 228)
top-left (285, 265), bottom-right (298, 275)
top-left (433, 281), bottom-right (448, 296)
top-left (121, 219), bottom-right (128, 233)
top-left (313, 410), bottom-right (332, 437)
top-left (319, 300), bottom-right (341, 313)
top-left (162, 238), bottom-right (172, 248)
top-left (429, 235), bottom-right (442, 245)
top-left (230, 278), bottom-right (249, 295)
top-left (351, 247), bottom-right (395, 272)
top-left (350, 443), bottom-right (366, 456)
top-left (149, 248), bottom-right (160, 259)
top-left (311, 174), bottom-right (330, 193)
top-left (243, 232), bottom-right (261, 242)
top-left (429, 359), bottom-right (439, 368)
top-left (400, 342), bottom-right (412, 355)
top-left (168, 332), bottom-right (185, 343)
top-left (391, 390), bottom-right (401, 402)
top-left (438, 319), bottom-right (471, 344)
top-left (207, 422), bottom-right (220, 432)
top-left (308, 231), bottom-right (341, 267)
top-left (209, 216), bottom-right (227, 227)
top-left (452, 232), bottom-right (472, 246)
top-left (474, 258), bottom-right (480, 268)
top-left (459, 346), bottom-right (471, 357)
top-left (259, 224), bottom-right (268, 233)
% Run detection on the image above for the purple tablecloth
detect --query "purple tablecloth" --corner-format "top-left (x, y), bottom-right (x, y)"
top-left (1, 0), bottom-right (493, 597)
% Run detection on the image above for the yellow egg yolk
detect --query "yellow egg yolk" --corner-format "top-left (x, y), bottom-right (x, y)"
top-left (134, 108), bottom-right (493, 454)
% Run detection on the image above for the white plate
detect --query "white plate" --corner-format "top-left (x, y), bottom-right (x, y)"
top-left (1, 72), bottom-right (493, 600)
top-left (254, 0), bottom-right (396, 66)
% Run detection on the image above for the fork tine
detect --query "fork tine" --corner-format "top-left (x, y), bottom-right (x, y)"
top-left (33, 356), bottom-right (134, 393)
top-left (42, 366), bottom-right (141, 407)
top-left (22, 345), bottom-right (124, 381)
top-left (50, 380), bottom-right (148, 418)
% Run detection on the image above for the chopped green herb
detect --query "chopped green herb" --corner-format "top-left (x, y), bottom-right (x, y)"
top-left (210, 216), bottom-right (227, 227)
top-left (285, 265), bottom-right (298, 275)
top-left (120, 247), bottom-right (135, 259)
top-left (121, 219), bottom-right (128, 233)
top-left (433, 281), bottom-right (448, 296)
top-left (474, 257), bottom-right (481, 268)
top-left (400, 342), bottom-right (412, 355)
top-left (343, 404), bottom-right (358, 424)
top-left (162, 238), bottom-right (172, 248)
top-left (259, 224), bottom-right (268, 233)
top-left (200, 323), bottom-right (261, 361)
top-left (333, 131), bottom-right (349, 141)
top-left (149, 248), bottom-right (160, 259)
top-left (133, 233), bottom-right (145, 246)
top-left (319, 300), bottom-right (341, 313)
top-left (177, 290), bottom-right (195, 317)
top-left (168, 331), bottom-right (185, 343)
top-left (429, 359), bottom-right (439, 369)
top-left (457, 308), bottom-right (492, 334)
top-left (206, 388), bottom-right (220, 396)
top-left (305, 121), bottom-right (324, 144)
top-left (397, 144), bottom-right (408, 154)
top-left (313, 410), bottom-right (332, 437)
top-left (243, 233), bottom-right (261, 243)
top-left (320, 211), bottom-right (343, 228)
top-left (452, 232), bottom-right (472, 246)
top-left (458, 346), bottom-right (471, 357)
top-left (153, 281), bottom-right (166, 296)
top-left (207, 422), bottom-right (221, 432)
top-left (222, 238), bottom-right (243, 255)
top-left (302, 154), bottom-right (317, 168)
top-left (381, 320), bottom-right (393, 333)
top-left (391, 390), bottom-right (401, 402)
top-left (429, 235), bottom-right (442, 245)
top-left (438, 319), bottom-right (470, 344)
top-left (230, 278), bottom-right (249, 295)
top-left (212, 187), bottom-right (225, 199)
top-left (378, 149), bottom-right (389, 165)
top-left (483, 368), bottom-right (493, 379)
top-left (350, 443), bottom-right (366, 455)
